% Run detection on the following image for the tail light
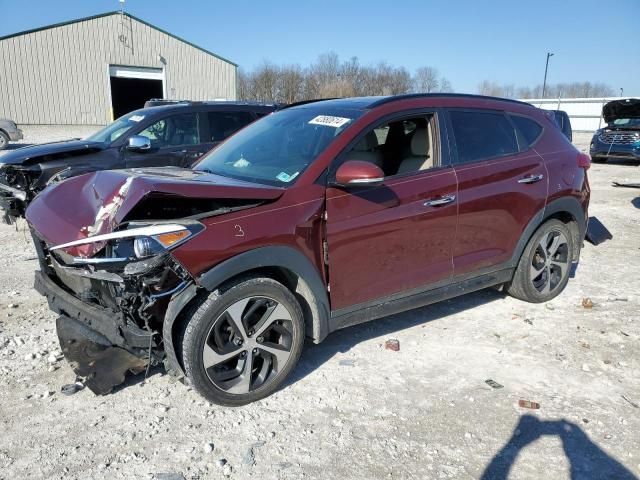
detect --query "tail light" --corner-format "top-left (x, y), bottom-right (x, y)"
top-left (577, 152), bottom-right (591, 170)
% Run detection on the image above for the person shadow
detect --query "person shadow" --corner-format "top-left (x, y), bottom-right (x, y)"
top-left (481, 415), bottom-right (638, 480)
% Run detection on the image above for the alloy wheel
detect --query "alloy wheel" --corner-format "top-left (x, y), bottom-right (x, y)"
top-left (530, 230), bottom-right (570, 295)
top-left (202, 296), bottom-right (294, 394)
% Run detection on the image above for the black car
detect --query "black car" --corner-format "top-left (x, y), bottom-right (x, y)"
top-left (590, 99), bottom-right (640, 163)
top-left (0, 101), bottom-right (277, 223)
top-left (550, 110), bottom-right (572, 142)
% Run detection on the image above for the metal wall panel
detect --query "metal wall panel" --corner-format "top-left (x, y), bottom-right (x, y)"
top-left (521, 97), bottom-right (636, 132)
top-left (0, 12), bottom-right (237, 125)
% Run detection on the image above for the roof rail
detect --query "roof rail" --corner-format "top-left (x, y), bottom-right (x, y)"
top-left (279, 98), bottom-right (339, 110)
top-left (143, 99), bottom-right (282, 108)
top-left (367, 93), bottom-right (532, 108)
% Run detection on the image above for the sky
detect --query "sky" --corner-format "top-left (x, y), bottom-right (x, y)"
top-left (1, 0), bottom-right (638, 96)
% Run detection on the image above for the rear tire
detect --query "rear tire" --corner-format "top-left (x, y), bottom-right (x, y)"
top-left (508, 219), bottom-right (574, 303)
top-left (0, 131), bottom-right (9, 150)
top-left (181, 277), bottom-right (304, 406)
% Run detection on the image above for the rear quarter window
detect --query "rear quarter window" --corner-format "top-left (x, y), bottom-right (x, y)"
top-left (510, 115), bottom-right (543, 147)
top-left (449, 110), bottom-right (518, 164)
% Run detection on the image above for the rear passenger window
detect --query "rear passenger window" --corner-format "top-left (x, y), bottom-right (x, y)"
top-left (208, 111), bottom-right (255, 142)
top-left (510, 115), bottom-right (543, 147)
top-left (449, 111), bottom-right (518, 164)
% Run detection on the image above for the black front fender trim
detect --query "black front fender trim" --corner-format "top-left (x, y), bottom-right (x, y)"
top-left (199, 246), bottom-right (330, 342)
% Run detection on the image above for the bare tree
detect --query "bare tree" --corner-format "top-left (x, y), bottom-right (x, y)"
top-left (414, 67), bottom-right (440, 93)
top-left (278, 64), bottom-right (305, 103)
top-left (251, 62), bottom-right (280, 101)
top-left (237, 68), bottom-right (253, 100)
top-left (439, 78), bottom-right (453, 93)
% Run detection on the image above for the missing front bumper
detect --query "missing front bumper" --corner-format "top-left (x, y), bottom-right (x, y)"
top-left (35, 269), bottom-right (158, 394)
top-left (56, 315), bottom-right (148, 395)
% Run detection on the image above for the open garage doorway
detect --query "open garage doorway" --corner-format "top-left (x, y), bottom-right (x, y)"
top-left (109, 65), bottom-right (164, 119)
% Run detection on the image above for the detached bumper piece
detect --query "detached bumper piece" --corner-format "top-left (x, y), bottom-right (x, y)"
top-left (57, 315), bottom-right (148, 395)
top-left (585, 216), bottom-right (613, 246)
top-left (34, 270), bottom-right (154, 394)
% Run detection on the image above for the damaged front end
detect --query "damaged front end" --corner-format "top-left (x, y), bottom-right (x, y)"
top-left (0, 164), bottom-right (40, 224)
top-left (32, 221), bottom-right (204, 394)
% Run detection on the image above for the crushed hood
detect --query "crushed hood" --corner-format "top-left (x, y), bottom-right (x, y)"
top-left (603, 99), bottom-right (640, 123)
top-left (0, 139), bottom-right (104, 167)
top-left (26, 167), bottom-right (284, 255)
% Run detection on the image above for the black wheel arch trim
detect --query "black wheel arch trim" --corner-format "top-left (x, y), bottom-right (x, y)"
top-left (163, 246), bottom-right (330, 377)
top-left (508, 196), bottom-right (586, 268)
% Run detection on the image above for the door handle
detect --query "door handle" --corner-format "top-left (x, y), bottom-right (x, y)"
top-left (171, 149), bottom-right (188, 154)
top-left (518, 174), bottom-right (544, 184)
top-left (424, 194), bottom-right (456, 207)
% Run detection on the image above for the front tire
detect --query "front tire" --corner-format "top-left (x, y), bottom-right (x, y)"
top-left (508, 219), bottom-right (574, 303)
top-left (181, 277), bottom-right (304, 406)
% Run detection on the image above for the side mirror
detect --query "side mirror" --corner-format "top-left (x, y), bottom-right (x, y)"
top-left (333, 160), bottom-right (384, 187)
top-left (127, 135), bottom-right (151, 152)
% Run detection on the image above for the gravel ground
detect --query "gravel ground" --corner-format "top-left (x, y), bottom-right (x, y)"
top-left (0, 131), bottom-right (638, 480)
top-left (7, 125), bottom-right (102, 146)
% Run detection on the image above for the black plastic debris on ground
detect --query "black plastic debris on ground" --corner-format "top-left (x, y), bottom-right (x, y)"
top-left (485, 379), bottom-right (504, 389)
top-left (585, 217), bottom-right (613, 245)
top-left (612, 181), bottom-right (640, 189)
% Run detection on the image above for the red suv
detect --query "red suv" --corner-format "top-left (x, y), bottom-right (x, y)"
top-left (26, 94), bottom-right (590, 406)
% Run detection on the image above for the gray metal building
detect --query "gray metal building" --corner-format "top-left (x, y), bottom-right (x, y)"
top-left (0, 11), bottom-right (237, 125)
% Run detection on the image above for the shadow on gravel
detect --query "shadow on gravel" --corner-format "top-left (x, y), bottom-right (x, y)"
top-left (481, 415), bottom-right (638, 480)
top-left (287, 287), bottom-right (503, 387)
top-left (111, 365), bottom-right (165, 394)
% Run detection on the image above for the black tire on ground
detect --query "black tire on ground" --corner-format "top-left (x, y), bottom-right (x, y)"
top-left (181, 276), bottom-right (305, 406)
top-left (591, 156), bottom-right (607, 163)
top-left (0, 131), bottom-right (9, 150)
top-left (507, 219), bottom-right (574, 303)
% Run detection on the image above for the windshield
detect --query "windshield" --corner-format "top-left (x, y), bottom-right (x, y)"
top-left (85, 110), bottom-right (148, 143)
top-left (609, 118), bottom-right (640, 129)
top-left (194, 107), bottom-right (363, 186)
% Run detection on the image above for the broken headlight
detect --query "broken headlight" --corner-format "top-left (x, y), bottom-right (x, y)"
top-left (51, 222), bottom-right (205, 263)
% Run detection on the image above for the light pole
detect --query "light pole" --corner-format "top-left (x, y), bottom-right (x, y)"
top-left (620, 87), bottom-right (624, 97)
top-left (541, 52), bottom-right (554, 99)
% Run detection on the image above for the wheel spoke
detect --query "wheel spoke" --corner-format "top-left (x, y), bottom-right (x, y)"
top-left (540, 268), bottom-right (551, 294)
top-left (226, 298), bottom-right (251, 339)
top-left (259, 344), bottom-right (291, 370)
top-left (255, 302), bottom-right (292, 338)
top-left (538, 233), bottom-right (551, 260)
top-left (547, 234), bottom-right (563, 256)
top-left (530, 263), bottom-right (545, 279)
top-left (203, 343), bottom-right (242, 369)
top-left (550, 260), bottom-right (566, 276)
top-left (226, 352), bottom-right (254, 394)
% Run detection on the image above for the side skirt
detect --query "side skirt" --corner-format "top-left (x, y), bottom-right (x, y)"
top-left (329, 268), bottom-right (514, 332)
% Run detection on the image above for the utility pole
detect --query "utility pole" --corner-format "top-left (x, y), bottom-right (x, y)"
top-left (620, 87), bottom-right (624, 97)
top-left (541, 52), bottom-right (554, 99)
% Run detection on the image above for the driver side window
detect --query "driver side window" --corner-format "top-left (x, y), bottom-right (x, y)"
top-left (138, 114), bottom-right (200, 148)
top-left (344, 114), bottom-right (439, 178)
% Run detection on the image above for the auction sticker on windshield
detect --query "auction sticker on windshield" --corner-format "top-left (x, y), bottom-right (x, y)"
top-left (129, 115), bottom-right (145, 122)
top-left (309, 115), bottom-right (351, 128)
